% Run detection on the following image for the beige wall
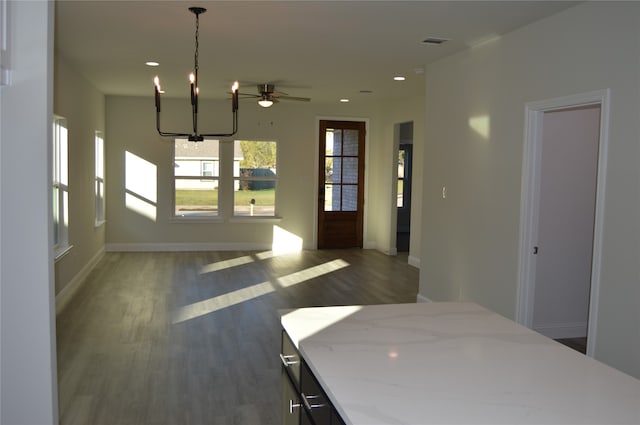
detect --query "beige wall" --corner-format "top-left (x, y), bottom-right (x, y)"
top-left (53, 54), bottom-right (106, 297)
top-left (104, 94), bottom-right (424, 259)
top-left (419, 2), bottom-right (640, 378)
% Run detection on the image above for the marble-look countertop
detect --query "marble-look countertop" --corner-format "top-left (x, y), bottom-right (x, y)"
top-left (281, 302), bottom-right (640, 425)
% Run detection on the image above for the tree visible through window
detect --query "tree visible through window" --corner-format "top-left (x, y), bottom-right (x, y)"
top-left (234, 140), bottom-right (277, 216)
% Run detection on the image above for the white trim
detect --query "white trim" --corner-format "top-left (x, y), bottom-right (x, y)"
top-left (228, 216), bottom-right (282, 224)
top-left (533, 321), bottom-right (588, 340)
top-left (408, 255), bottom-right (420, 269)
top-left (386, 247), bottom-right (398, 256)
top-left (416, 293), bottom-right (432, 303)
top-left (516, 89), bottom-right (610, 358)
top-left (55, 247), bottom-right (105, 314)
top-left (105, 242), bottom-right (273, 252)
top-left (54, 244), bottom-right (73, 262)
top-left (363, 240), bottom-right (376, 249)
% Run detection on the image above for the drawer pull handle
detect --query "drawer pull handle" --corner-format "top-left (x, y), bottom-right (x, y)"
top-left (279, 353), bottom-right (299, 367)
top-left (301, 393), bottom-right (326, 410)
top-left (289, 399), bottom-right (301, 414)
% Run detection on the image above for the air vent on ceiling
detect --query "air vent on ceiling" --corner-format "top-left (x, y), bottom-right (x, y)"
top-left (422, 37), bottom-right (449, 45)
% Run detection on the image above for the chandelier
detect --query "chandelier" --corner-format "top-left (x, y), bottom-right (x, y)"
top-left (153, 7), bottom-right (239, 142)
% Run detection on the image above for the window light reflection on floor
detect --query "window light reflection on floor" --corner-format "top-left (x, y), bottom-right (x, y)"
top-left (172, 258), bottom-right (350, 324)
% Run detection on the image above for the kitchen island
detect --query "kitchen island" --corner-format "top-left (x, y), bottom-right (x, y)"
top-left (280, 302), bottom-right (640, 424)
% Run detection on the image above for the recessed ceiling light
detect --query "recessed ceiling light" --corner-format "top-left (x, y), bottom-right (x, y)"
top-left (145, 61), bottom-right (160, 67)
top-left (340, 99), bottom-right (350, 103)
top-left (393, 76), bottom-right (406, 81)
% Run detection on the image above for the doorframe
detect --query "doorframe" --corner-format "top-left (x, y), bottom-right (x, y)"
top-left (314, 116), bottom-right (370, 249)
top-left (516, 89), bottom-right (610, 357)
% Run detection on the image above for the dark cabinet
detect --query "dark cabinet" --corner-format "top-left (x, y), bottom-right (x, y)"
top-left (281, 330), bottom-right (344, 425)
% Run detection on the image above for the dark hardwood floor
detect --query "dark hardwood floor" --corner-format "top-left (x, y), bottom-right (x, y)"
top-left (56, 249), bottom-right (419, 425)
top-left (555, 337), bottom-right (587, 354)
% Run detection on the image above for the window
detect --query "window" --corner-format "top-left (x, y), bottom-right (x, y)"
top-left (234, 140), bottom-right (277, 217)
top-left (201, 161), bottom-right (214, 177)
top-left (397, 149), bottom-right (405, 208)
top-left (174, 138), bottom-right (219, 217)
top-left (95, 131), bottom-right (105, 225)
top-left (397, 144), bottom-right (412, 209)
top-left (52, 116), bottom-right (69, 256)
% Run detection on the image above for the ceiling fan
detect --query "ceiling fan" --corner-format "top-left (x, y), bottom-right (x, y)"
top-left (239, 83), bottom-right (311, 108)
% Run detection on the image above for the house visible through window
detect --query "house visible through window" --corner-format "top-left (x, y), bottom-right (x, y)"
top-left (53, 116), bottom-right (70, 257)
top-left (234, 140), bottom-right (277, 217)
top-left (173, 138), bottom-right (277, 219)
top-left (201, 161), bottom-right (214, 177)
top-left (95, 131), bottom-right (105, 226)
top-left (174, 138), bottom-right (219, 217)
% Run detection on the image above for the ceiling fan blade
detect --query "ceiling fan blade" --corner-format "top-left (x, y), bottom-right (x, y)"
top-left (279, 95), bottom-right (311, 102)
top-left (236, 92), bottom-right (260, 99)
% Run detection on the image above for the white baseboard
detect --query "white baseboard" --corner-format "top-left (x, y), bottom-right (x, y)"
top-left (416, 293), bottom-right (432, 303)
top-left (533, 321), bottom-right (588, 339)
top-left (408, 255), bottom-right (420, 268)
top-left (56, 247), bottom-right (105, 315)
top-left (105, 242), bottom-right (273, 252)
top-left (363, 240), bottom-right (377, 249)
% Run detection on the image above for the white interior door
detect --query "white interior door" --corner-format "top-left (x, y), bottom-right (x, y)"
top-left (533, 105), bottom-right (601, 339)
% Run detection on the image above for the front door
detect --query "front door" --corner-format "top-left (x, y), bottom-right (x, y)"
top-left (318, 120), bottom-right (366, 248)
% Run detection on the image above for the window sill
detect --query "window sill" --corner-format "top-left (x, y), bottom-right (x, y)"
top-left (228, 216), bottom-right (282, 224)
top-left (54, 244), bottom-right (74, 262)
top-left (169, 216), bottom-right (224, 224)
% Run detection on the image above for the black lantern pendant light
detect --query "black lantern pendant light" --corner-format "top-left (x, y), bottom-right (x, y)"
top-left (153, 7), bottom-right (239, 142)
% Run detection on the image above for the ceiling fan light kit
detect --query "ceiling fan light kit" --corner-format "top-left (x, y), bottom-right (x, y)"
top-left (153, 6), bottom-right (239, 142)
top-left (238, 82), bottom-right (311, 108)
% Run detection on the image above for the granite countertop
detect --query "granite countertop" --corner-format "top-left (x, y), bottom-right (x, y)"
top-left (281, 302), bottom-right (640, 425)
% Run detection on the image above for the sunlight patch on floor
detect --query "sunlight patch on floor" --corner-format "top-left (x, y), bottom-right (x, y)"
top-left (199, 251), bottom-right (278, 275)
top-left (275, 259), bottom-right (349, 288)
top-left (173, 258), bottom-right (351, 324)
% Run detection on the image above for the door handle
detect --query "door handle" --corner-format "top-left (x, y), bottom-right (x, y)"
top-left (533, 246), bottom-right (539, 255)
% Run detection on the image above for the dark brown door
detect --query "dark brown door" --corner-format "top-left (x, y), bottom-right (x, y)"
top-left (318, 120), bottom-right (365, 248)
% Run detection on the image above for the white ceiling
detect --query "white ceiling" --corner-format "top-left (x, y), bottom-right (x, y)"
top-left (55, 1), bottom-right (578, 105)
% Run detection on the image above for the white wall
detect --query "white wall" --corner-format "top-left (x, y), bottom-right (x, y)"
top-left (0, 1), bottom-right (58, 423)
top-left (105, 95), bottom-right (424, 260)
top-left (419, 2), bottom-right (640, 378)
top-left (53, 53), bottom-right (106, 299)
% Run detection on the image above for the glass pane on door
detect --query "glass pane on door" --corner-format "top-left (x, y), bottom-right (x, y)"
top-left (324, 185), bottom-right (339, 211)
top-left (326, 129), bottom-right (342, 156)
top-left (342, 185), bottom-right (358, 211)
top-left (343, 130), bottom-right (358, 155)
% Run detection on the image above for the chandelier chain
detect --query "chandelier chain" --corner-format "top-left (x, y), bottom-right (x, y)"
top-left (194, 13), bottom-right (199, 74)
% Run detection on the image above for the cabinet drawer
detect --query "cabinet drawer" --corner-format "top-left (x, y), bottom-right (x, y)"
top-left (300, 360), bottom-right (331, 425)
top-left (282, 367), bottom-right (301, 425)
top-left (281, 330), bottom-right (301, 388)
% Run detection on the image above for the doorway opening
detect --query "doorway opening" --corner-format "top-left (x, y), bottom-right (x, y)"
top-left (396, 122), bottom-right (413, 253)
top-left (516, 90), bottom-right (610, 358)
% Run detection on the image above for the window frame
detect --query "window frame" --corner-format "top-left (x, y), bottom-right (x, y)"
top-left (233, 139), bottom-right (278, 218)
top-left (52, 115), bottom-right (71, 259)
top-left (94, 130), bottom-right (106, 227)
top-left (173, 138), bottom-right (220, 220)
